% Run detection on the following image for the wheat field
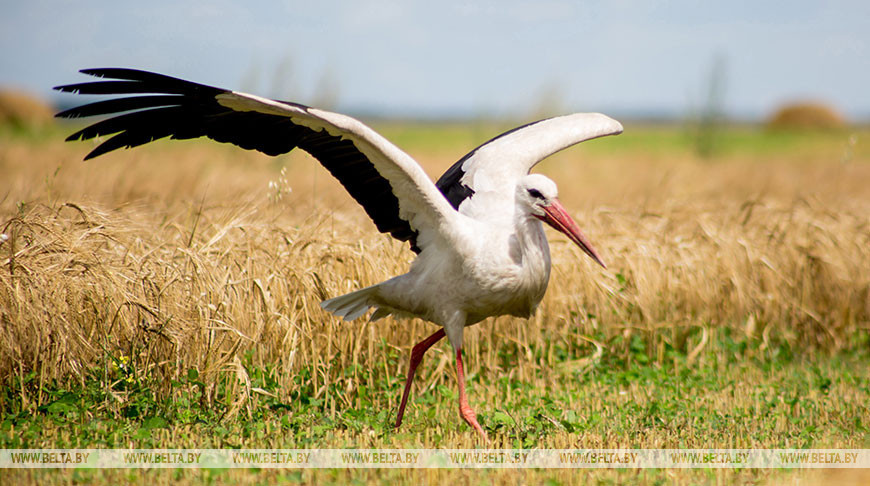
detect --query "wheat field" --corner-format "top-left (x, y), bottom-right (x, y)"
top-left (1, 122), bottom-right (869, 483)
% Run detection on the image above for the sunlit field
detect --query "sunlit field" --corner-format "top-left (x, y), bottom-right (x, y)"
top-left (1, 120), bottom-right (869, 484)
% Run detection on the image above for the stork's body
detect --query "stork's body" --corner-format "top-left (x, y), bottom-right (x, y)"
top-left (327, 187), bottom-right (553, 337)
top-left (55, 68), bottom-right (622, 438)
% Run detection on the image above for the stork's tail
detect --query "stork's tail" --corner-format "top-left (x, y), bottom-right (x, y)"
top-left (321, 285), bottom-right (390, 321)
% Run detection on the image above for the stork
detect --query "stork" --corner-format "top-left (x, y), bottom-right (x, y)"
top-left (55, 68), bottom-right (623, 438)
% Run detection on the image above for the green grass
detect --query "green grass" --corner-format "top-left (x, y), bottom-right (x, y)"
top-left (3, 331), bottom-right (868, 484)
top-left (0, 331), bottom-right (870, 448)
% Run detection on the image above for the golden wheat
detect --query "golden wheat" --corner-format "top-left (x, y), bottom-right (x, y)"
top-left (1, 127), bottom-right (868, 415)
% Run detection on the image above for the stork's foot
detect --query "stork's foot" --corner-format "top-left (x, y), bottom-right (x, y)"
top-left (459, 398), bottom-right (488, 440)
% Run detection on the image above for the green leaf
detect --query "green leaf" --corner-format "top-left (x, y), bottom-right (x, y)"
top-left (491, 410), bottom-right (515, 426)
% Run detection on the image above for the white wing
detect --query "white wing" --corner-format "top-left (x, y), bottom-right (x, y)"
top-left (435, 113), bottom-right (623, 219)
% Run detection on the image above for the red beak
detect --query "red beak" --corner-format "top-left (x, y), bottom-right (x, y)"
top-left (536, 198), bottom-right (606, 268)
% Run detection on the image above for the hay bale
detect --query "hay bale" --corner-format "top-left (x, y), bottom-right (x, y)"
top-left (767, 101), bottom-right (846, 130)
top-left (0, 88), bottom-right (54, 129)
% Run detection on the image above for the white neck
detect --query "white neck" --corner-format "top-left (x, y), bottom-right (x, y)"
top-left (512, 202), bottom-right (551, 269)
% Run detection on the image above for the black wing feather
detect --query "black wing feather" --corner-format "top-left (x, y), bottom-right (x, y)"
top-left (56, 96), bottom-right (183, 119)
top-left (434, 157), bottom-right (475, 210)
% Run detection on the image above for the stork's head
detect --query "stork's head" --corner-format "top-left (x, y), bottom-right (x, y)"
top-left (519, 174), bottom-right (606, 268)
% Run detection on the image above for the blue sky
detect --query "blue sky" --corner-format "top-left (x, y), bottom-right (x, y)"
top-left (2, 1), bottom-right (868, 120)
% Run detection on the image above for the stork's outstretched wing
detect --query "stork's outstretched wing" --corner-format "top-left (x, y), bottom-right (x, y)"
top-left (435, 113), bottom-right (623, 217)
top-left (55, 68), bottom-right (461, 254)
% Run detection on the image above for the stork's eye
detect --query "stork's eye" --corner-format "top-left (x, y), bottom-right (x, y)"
top-left (527, 188), bottom-right (544, 199)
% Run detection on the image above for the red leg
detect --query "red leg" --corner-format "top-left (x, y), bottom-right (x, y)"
top-left (395, 328), bottom-right (446, 428)
top-left (455, 349), bottom-right (487, 439)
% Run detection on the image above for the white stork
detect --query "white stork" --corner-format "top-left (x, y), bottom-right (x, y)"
top-left (55, 68), bottom-right (623, 438)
